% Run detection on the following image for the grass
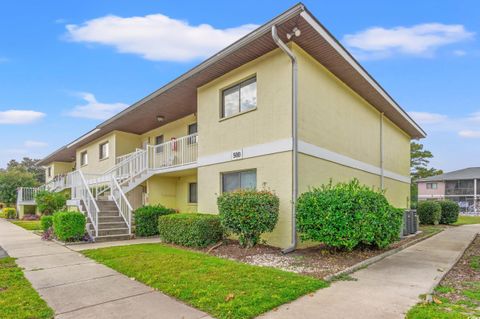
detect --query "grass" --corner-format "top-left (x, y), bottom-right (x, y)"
top-left (454, 216), bottom-right (480, 226)
top-left (11, 220), bottom-right (41, 231)
top-left (419, 225), bottom-right (444, 236)
top-left (0, 257), bottom-right (54, 319)
top-left (83, 243), bottom-right (328, 319)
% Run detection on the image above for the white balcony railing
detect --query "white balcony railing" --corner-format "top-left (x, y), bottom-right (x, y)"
top-left (148, 133), bottom-right (198, 170)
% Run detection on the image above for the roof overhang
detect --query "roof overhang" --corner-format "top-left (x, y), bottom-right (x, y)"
top-left (39, 3), bottom-right (425, 166)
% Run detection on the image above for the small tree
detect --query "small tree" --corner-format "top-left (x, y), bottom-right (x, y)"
top-left (217, 189), bottom-right (279, 248)
top-left (438, 200), bottom-right (460, 224)
top-left (35, 190), bottom-right (66, 215)
top-left (417, 201), bottom-right (441, 225)
top-left (0, 168), bottom-right (37, 205)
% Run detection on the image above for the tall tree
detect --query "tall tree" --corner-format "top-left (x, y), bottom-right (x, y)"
top-left (410, 141), bottom-right (443, 208)
top-left (7, 157), bottom-right (45, 184)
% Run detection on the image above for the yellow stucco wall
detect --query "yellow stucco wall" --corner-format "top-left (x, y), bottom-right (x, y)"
top-left (141, 114), bottom-right (197, 146)
top-left (45, 161), bottom-right (74, 183)
top-left (383, 117), bottom-right (411, 176)
top-left (145, 172), bottom-right (197, 213)
top-left (115, 131), bottom-right (142, 157)
top-left (198, 152), bottom-right (293, 248)
top-left (197, 48), bottom-right (292, 157)
top-left (299, 154), bottom-right (409, 208)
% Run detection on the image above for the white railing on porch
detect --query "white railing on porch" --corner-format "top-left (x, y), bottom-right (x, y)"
top-left (110, 176), bottom-right (133, 233)
top-left (147, 133), bottom-right (198, 170)
top-left (70, 170), bottom-right (100, 237)
top-left (17, 187), bottom-right (41, 203)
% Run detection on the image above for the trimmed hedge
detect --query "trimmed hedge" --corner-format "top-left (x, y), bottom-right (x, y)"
top-left (35, 191), bottom-right (66, 215)
top-left (217, 190), bottom-right (280, 248)
top-left (296, 179), bottom-right (403, 251)
top-left (158, 213), bottom-right (222, 247)
top-left (52, 211), bottom-right (85, 242)
top-left (417, 201), bottom-right (442, 225)
top-left (439, 200), bottom-right (460, 224)
top-left (134, 205), bottom-right (176, 237)
top-left (40, 215), bottom-right (54, 232)
top-left (3, 207), bottom-right (16, 219)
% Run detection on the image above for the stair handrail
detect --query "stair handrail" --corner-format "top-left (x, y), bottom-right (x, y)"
top-left (110, 175), bottom-right (133, 234)
top-left (71, 170), bottom-right (100, 237)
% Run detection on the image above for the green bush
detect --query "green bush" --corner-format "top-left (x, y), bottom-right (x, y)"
top-left (35, 190), bottom-right (66, 215)
top-left (158, 213), bottom-right (223, 247)
top-left (217, 190), bottom-right (279, 248)
top-left (438, 200), bottom-right (460, 224)
top-left (3, 207), bottom-right (16, 219)
top-left (52, 211), bottom-right (85, 242)
top-left (40, 215), bottom-right (54, 232)
top-left (296, 179), bottom-right (403, 251)
top-left (417, 201), bottom-right (442, 225)
top-left (134, 205), bottom-right (176, 237)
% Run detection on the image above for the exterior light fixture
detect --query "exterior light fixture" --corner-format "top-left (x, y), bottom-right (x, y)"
top-left (156, 115), bottom-right (165, 122)
top-left (286, 27), bottom-right (301, 40)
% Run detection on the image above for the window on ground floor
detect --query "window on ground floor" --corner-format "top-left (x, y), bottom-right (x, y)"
top-left (189, 182), bottom-right (197, 203)
top-left (221, 169), bottom-right (256, 193)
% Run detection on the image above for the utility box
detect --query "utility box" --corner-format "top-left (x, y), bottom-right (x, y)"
top-left (402, 210), bottom-right (418, 236)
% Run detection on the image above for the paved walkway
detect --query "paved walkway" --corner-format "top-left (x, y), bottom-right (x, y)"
top-left (0, 219), bottom-right (210, 319)
top-left (260, 224), bottom-right (480, 319)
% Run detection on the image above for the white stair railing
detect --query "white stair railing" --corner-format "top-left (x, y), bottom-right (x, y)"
top-left (110, 176), bottom-right (133, 234)
top-left (70, 170), bottom-right (100, 237)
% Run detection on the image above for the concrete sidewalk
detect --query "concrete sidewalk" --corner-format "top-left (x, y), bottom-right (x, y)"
top-left (0, 219), bottom-right (210, 319)
top-left (259, 224), bottom-right (480, 319)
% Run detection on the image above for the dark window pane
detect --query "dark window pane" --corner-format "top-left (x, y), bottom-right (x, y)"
top-left (155, 135), bottom-right (164, 153)
top-left (189, 183), bottom-right (197, 203)
top-left (222, 172), bottom-right (240, 192)
top-left (240, 170), bottom-right (256, 189)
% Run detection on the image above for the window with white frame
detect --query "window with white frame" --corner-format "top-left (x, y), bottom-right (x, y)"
top-left (155, 135), bottom-right (164, 153)
top-left (47, 166), bottom-right (52, 177)
top-left (99, 142), bottom-right (109, 160)
top-left (221, 77), bottom-right (257, 118)
top-left (189, 182), bottom-right (197, 203)
top-left (222, 169), bottom-right (256, 193)
top-left (188, 123), bottom-right (198, 144)
top-left (426, 182), bottom-right (438, 190)
top-left (80, 151), bottom-right (88, 166)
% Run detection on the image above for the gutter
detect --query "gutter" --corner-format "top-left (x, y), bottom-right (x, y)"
top-left (272, 25), bottom-right (299, 254)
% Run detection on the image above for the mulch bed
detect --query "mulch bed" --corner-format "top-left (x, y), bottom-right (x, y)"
top-left (201, 226), bottom-right (445, 279)
top-left (435, 235), bottom-right (480, 303)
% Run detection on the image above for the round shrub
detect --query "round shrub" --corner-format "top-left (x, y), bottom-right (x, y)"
top-left (217, 189), bottom-right (279, 248)
top-left (158, 213), bottom-right (222, 247)
top-left (417, 201), bottom-right (442, 225)
top-left (52, 211), bottom-right (85, 242)
top-left (439, 200), bottom-right (460, 224)
top-left (134, 204), bottom-right (176, 237)
top-left (40, 215), bottom-right (54, 232)
top-left (3, 207), bottom-right (16, 219)
top-left (35, 190), bottom-right (66, 215)
top-left (296, 179), bottom-right (403, 251)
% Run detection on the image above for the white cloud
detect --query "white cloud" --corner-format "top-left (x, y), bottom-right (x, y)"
top-left (453, 50), bottom-right (467, 56)
top-left (24, 140), bottom-right (48, 148)
top-left (0, 57), bottom-right (8, 63)
top-left (67, 92), bottom-right (128, 120)
top-left (65, 14), bottom-right (258, 62)
top-left (344, 23), bottom-right (474, 60)
top-left (0, 110), bottom-right (45, 124)
top-left (458, 130), bottom-right (480, 138)
top-left (3, 149), bottom-right (28, 155)
top-left (409, 111), bottom-right (448, 124)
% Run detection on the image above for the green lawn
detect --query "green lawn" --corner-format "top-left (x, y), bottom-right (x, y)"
top-left (83, 244), bottom-right (328, 319)
top-left (11, 220), bottom-right (41, 231)
top-left (454, 216), bottom-right (480, 226)
top-left (0, 257), bottom-right (54, 319)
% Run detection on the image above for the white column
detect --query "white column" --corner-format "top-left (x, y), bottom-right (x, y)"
top-left (475, 179), bottom-right (478, 214)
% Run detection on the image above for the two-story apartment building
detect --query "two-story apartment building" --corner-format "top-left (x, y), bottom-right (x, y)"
top-left (18, 4), bottom-right (425, 248)
top-left (418, 167), bottom-right (480, 214)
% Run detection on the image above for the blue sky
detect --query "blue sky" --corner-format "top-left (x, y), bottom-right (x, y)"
top-left (0, 0), bottom-right (479, 171)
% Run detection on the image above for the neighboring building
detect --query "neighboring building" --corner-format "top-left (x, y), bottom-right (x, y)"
top-left (17, 3), bottom-right (425, 247)
top-left (418, 167), bottom-right (480, 214)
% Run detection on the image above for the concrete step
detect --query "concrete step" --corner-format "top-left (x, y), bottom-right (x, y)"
top-left (90, 221), bottom-right (128, 230)
top-left (98, 228), bottom-right (129, 236)
top-left (94, 234), bottom-right (132, 242)
top-left (98, 210), bottom-right (120, 217)
top-left (98, 216), bottom-right (125, 223)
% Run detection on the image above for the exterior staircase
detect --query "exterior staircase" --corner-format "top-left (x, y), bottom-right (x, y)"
top-left (86, 200), bottom-right (131, 242)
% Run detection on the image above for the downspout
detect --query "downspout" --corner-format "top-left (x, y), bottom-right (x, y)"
top-left (380, 112), bottom-right (385, 190)
top-left (272, 25), bottom-right (298, 254)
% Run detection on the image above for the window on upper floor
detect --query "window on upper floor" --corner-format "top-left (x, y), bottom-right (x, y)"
top-left (80, 151), bottom-right (88, 166)
top-left (155, 135), bottom-right (164, 153)
top-left (47, 167), bottom-right (52, 177)
top-left (221, 77), bottom-right (257, 118)
top-left (99, 142), bottom-right (109, 160)
top-left (221, 169), bottom-right (256, 193)
top-left (188, 123), bottom-right (198, 144)
top-left (426, 182), bottom-right (438, 190)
